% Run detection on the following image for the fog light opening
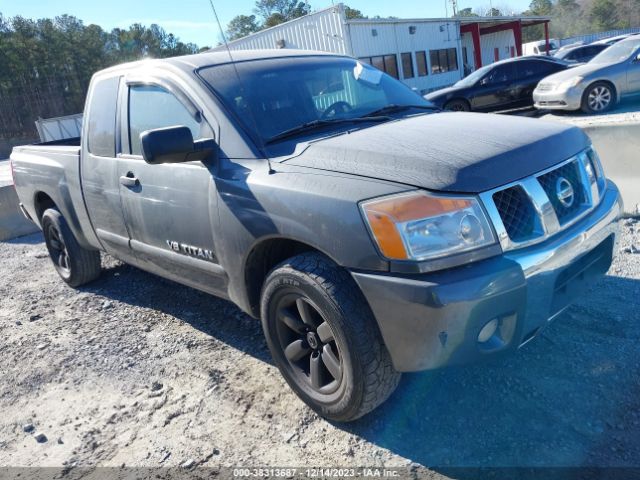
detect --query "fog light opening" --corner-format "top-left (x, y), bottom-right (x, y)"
top-left (477, 318), bottom-right (499, 343)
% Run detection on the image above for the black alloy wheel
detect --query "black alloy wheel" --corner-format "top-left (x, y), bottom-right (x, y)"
top-left (275, 293), bottom-right (343, 395)
top-left (44, 221), bottom-right (71, 276)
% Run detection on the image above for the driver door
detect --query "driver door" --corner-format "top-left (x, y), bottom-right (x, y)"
top-left (626, 50), bottom-right (640, 94)
top-left (471, 63), bottom-right (516, 110)
top-left (116, 81), bottom-right (226, 295)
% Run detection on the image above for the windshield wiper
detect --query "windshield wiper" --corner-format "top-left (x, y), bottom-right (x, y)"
top-left (265, 116), bottom-right (389, 145)
top-left (360, 104), bottom-right (440, 118)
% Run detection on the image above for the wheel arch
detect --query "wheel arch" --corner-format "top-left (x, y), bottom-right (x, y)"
top-left (33, 191), bottom-right (57, 222)
top-left (243, 236), bottom-right (341, 318)
top-left (583, 79), bottom-right (619, 105)
top-left (32, 190), bottom-right (95, 250)
top-left (444, 97), bottom-right (471, 111)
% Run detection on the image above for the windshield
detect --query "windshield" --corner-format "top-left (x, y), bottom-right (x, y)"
top-left (454, 64), bottom-right (493, 87)
top-left (198, 56), bottom-right (433, 143)
top-left (591, 40), bottom-right (640, 64)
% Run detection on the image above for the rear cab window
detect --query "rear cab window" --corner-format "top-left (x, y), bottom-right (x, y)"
top-left (87, 76), bottom-right (120, 157)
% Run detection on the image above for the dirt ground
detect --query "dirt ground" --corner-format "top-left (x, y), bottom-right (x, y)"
top-left (0, 219), bottom-right (639, 478)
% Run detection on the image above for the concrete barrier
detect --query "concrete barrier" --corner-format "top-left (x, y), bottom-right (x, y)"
top-left (582, 122), bottom-right (640, 216)
top-left (0, 184), bottom-right (40, 241)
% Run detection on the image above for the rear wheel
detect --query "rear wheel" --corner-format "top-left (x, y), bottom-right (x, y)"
top-left (581, 82), bottom-right (615, 114)
top-left (260, 253), bottom-right (400, 422)
top-left (444, 99), bottom-right (470, 112)
top-left (42, 208), bottom-right (101, 287)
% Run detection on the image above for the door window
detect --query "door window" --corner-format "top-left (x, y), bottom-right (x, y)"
top-left (128, 85), bottom-right (204, 156)
top-left (517, 60), bottom-right (555, 79)
top-left (484, 64), bottom-right (514, 84)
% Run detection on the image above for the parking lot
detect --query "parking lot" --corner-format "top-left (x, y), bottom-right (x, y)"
top-left (0, 217), bottom-right (638, 474)
top-left (2, 2), bottom-right (640, 477)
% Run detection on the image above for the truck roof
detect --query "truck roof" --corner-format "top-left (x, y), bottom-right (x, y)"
top-left (97, 49), bottom-right (343, 76)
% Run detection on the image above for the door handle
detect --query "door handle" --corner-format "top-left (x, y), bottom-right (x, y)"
top-left (119, 172), bottom-right (139, 187)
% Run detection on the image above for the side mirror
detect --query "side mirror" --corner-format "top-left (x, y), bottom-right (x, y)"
top-left (140, 125), bottom-right (216, 165)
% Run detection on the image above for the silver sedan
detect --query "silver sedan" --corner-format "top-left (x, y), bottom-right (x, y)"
top-left (533, 37), bottom-right (640, 113)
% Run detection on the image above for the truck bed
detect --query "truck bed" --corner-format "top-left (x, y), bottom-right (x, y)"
top-left (10, 138), bottom-right (99, 248)
top-left (12, 137), bottom-right (80, 156)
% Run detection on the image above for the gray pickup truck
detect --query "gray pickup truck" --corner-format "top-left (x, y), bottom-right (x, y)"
top-left (11, 50), bottom-right (622, 421)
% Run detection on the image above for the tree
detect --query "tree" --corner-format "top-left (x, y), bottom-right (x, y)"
top-left (455, 7), bottom-right (478, 17)
top-left (589, 0), bottom-right (620, 31)
top-left (528, 0), bottom-right (553, 15)
top-left (0, 13), bottom-right (200, 146)
top-left (254, 0), bottom-right (311, 25)
top-left (344, 6), bottom-right (366, 19)
top-left (226, 14), bottom-right (260, 40)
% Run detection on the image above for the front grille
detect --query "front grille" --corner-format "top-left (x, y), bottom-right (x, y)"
top-left (481, 151), bottom-right (600, 251)
top-left (538, 160), bottom-right (585, 224)
top-left (493, 186), bottom-right (536, 242)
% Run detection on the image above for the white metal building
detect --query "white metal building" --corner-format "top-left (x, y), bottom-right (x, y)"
top-left (213, 4), bottom-right (550, 93)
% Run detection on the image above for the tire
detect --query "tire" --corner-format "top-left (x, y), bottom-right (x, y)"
top-left (260, 253), bottom-right (400, 422)
top-left (444, 99), bottom-right (470, 112)
top-left (41, 208), bottom-right (101, 287)
top-left (581, 82), bottom-right (616, 114)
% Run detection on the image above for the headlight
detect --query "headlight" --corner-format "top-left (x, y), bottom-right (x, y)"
top-left (557, 76), bottom-right (583, 91)
top-left (585, 146), bottom-right (606, 193)
top-left (360, 191), bottom-right (496, 261)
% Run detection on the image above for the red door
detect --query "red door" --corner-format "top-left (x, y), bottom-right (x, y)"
top-left (510, 46), bottom-right (515, 58)
top-left (494, 48), bottom-right (500, 62)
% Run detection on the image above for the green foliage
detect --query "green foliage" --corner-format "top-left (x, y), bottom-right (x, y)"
top-left (455, 8), bottom-right (479, 17)
top-left (589, 0), bottom-right (619, 31)
top-left (254, 0), bottom-right (311, 27)
top-left (0, 13), bottom-right (200, 141)
top-left (522, 0), bottom-right (639, 42)
top-left (344, 7), bottom-right (366, 19)
top-left (226, 14), bottom-right (260, 40)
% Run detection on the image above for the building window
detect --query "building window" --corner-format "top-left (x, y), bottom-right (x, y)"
top-left (401, 52), bottom-right (414, 79)
top-left (416, 51), bottom-right (428, 77)
top-left (429, 48), bottom-right (458, 74)
top-left (359, 54), bottom-right (399, 79)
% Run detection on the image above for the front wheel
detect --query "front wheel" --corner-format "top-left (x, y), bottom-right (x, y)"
top-left (582, 82), bottom-right (616, 114)
top-left (444, 99), bottom-right (470, 112)
top-left (42, 208), bottom-right (101, 287)
top-left (260, 253), bottom-right (400, 422)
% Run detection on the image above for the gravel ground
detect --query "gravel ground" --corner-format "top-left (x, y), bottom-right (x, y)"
top-left (539, 97), bottom-right (640, 127)
top-left (0, 220), bottom-right (639, 476)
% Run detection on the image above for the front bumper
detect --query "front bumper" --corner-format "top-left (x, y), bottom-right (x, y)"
top-left (351, 182), bottom-right (622, 372)
top-left (533, 87), bottom-right (584, 110)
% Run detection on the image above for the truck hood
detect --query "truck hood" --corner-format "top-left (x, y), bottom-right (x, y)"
top-left (283, 112), bottom-right (590, 193)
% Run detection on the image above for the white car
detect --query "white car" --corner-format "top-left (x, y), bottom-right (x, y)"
top-left (534, 37), bottom-right (640, 113)
top-left (523, 39), bottom-right (559, 56)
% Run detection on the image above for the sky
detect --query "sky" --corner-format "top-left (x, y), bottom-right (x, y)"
top-left (0, 0), bottom-right (534, 48)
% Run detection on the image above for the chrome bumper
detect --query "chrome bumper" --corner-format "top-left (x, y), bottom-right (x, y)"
top-left (352, 182), bottom-right (622, 372)
top-left (533, 87), bottom-right (583, 110)
top-left (506, 181), bottom-right (621, 340)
